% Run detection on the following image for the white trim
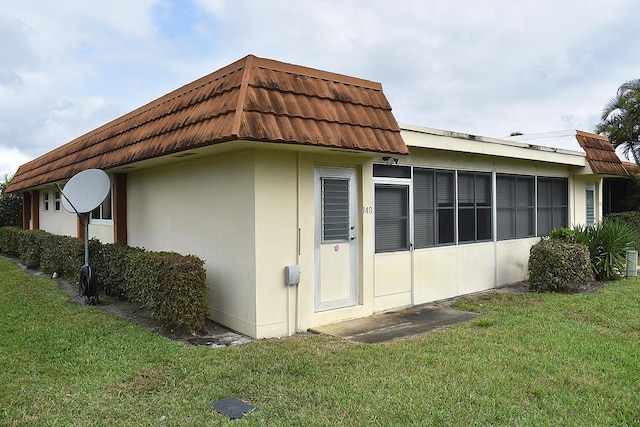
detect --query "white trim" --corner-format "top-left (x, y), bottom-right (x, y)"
top-left (586, 183), bottom-right (596, 225)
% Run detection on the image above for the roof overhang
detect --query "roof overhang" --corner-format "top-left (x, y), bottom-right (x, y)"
top-left (400, 124), bottom-right (587, 167)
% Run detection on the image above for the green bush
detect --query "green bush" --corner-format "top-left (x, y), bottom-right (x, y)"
top-left (547, 227), bottom-right (575, 242)
top-left (0, 226), bottom-right (20, 256)
top-left (577, 220), bottom-right (636, 281)
top-left (0, 227), bottom-right (208, 331)
top-left (529, 239), bottom-right (594, 292)
top-left (153, 253), bottom-right (207, 332)
top-left (39, 233), bottom-right (66, 276)
top-left (0, 178), bottom-right (22, 227)
top-left (92, 243), bottom-right (142, 298)
top-left (17, 229), bottom-right (50, 268)
top-left (605, 211), bottom-right (640, 250)
top-left (550, 219), bottom-right (637, 281)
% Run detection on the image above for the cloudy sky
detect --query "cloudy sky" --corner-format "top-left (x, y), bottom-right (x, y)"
top-left (1, 0), bottom-right (639, 178)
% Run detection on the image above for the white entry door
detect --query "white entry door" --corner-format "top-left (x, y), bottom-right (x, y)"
top-left (314, 167), bottom-right (358, 311)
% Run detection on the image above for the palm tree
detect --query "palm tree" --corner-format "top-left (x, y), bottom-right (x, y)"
top-left (595, 79), bottom-right (640, 163)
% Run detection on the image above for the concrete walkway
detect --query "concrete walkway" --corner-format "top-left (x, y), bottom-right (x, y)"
top-left (311, 282), bottom-right (529, 343)
top-left (311, 305), bottom-right (480, 343)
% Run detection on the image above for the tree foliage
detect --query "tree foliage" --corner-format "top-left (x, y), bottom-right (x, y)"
top-left (595, 79), bottom-right (640, 163)
top-left (0, 175), bottom-right (22, 228)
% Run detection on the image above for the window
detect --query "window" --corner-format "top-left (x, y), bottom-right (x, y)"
top-left (586, 184), bottom-right (595, 225)
top-left (91, 190), bottom-right (112, 222)
top-left (373, 164), bottom-right (411, 179)
top-left (537, 177), bottom-right (568, 235)
top-left (375, 184), bottom-right (409, 253)
top-left (321, 178), bottom-right (349, 242)
top-left (413, 168), bottom-right (455, 248)
top-left (54, 191), bottom-right (61, 211)
top-left (43, 193), bottom-right (50, 212)
top-left (458, 172), bottom-right (492, 242)
top-left (496, 175), bottom-right (534, 240)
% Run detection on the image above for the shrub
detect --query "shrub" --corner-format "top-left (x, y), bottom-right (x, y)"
top-left (554, 220), bottom-right (637, 281)
top-left (605, 211), bottom-right (640, 250)
top-left (548, 227), bottom-right (575, 242)
top-left (583, 220), bottom-right (636, 281)
top-left (153, 253), bottom-right (207, 332)
top-left (0, 178), bottom-right (22, 227)
top-left (17, 229), bottom-right (50, 268)
top-left (0, 227), bottom-right (208, 331)
top-left (529, 239), bottom-right (594, 292)
top-left (92, 243), bottom-right (142, 298)
top-left (39, 233), bottom-right (67, 276)
top-left (0, 226), bottom-right (20, 256)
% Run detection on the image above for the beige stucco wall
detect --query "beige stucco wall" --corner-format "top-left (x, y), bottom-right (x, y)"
top-left (123, 147), bottom-right (379, 338)
top-left (571, 175), bottom-right (603, 227)
top-left (36, 185), bottom-right (115, 243)
top-left (88, 223), bottom-right (114, 244)
top-left (37, 187), bottom-right (75, 237)
top-left (253, 151), bottom-right (298, 338)
top-left (38, 207), bottom-right (77, 238)
top-left (495, 238), bottom-right (539, 285)
top-left (413, 242), bottom-right (496, 304)
top-left (127, 150), bottom-right (258, 337)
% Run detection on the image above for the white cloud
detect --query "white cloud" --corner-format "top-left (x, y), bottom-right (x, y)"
top-left (0, 147), bottom-right (30, 179)
top-left (1, 0), bottom-right (639, 178)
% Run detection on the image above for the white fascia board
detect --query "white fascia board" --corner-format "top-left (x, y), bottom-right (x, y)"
top-left (400, 124), bottom-right (587, 167)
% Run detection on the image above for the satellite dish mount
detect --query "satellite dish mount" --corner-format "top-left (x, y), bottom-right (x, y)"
top-left (56, 169), bottom-right (111, 305)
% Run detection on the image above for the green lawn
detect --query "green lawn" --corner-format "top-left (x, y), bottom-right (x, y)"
top-left (1, 257), bottom-right (639, 426)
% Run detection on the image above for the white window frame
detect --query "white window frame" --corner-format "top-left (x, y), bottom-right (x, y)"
top-left (54, 191), bottom-right (61, 212)
top-left (43, 192), bottom-right (50, 212)
top-left (586, 183), bottom-right (596, 225)
top-left (90, 188), bottom-right (113, 225)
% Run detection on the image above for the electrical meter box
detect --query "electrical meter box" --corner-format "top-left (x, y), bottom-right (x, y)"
top-left (284, 265), bottom-right (301, 286)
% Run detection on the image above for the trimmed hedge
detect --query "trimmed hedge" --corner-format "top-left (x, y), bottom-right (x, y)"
top-left (528, 239), bottom-right (595, 292)
top-left (0, 227), bottom-right (208, 331)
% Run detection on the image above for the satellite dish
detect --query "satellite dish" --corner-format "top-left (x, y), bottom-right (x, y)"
top-left (60, 169), bottom-right (111, 214)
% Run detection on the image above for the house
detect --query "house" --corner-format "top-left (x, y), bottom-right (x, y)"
top-left (6, 55), bottom-right (631, 338)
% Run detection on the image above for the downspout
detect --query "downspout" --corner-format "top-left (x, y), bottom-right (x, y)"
top-left (295, 152), bottom-right (302, 335)
top-left (287, 152), bottom-right (302, 337)
top-left (492, 170), bottom-right (498, 288)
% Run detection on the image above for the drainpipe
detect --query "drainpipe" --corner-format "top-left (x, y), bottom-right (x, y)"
top-left (492, 170), bottom-right (498, 288)
top-left (287, 152), bottom-right (302, 337)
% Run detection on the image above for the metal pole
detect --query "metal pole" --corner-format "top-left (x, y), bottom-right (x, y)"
top-left (84, 213), bottom-right (89, 266)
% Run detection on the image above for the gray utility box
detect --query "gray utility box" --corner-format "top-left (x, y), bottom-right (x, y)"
top-left (626, 250), bottom-right (638, 277)
top-left (284, 265), bottom-right (301, 286)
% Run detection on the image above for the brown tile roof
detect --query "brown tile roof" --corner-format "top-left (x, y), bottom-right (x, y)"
top-left (575, 130), bottom-right (628, 176)
top-left (7, 55), bottom-right (407, 193)
top-left (623, 161), bottom-right (639, 176)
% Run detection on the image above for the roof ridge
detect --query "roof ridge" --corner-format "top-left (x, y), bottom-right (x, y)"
top-left (231, 55), bottom-right (254, 137)
top-left (250, 55), bottom-right (382, 90)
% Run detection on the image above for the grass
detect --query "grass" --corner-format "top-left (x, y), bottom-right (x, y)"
top-left (1, 257), bottom-right (639, 426)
